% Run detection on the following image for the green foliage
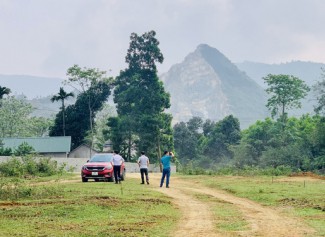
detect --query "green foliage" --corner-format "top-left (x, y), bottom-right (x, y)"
top-left (203, 115), bottom-right (241, 161)
top-left (0, 96), bottom-right (52, 137)
top-left (51, 87), bottom-right (74, 136)
top-left (13, 142), bottom-right (35, 156)
top-left (313, 68), bottom-right (325, 115)
top-left (233, 115), bottom-right (324, 173)
top-left (89, 104), bottom-right (117, 151)
top-left (0, 147), bottom-right (12, 156)
top-left (0, 157), bottom-right (24, 176)
top-left (178, 113), bottom-right (324, 174)
top-left (173, 119), bottom-right (200, 163)
top-left (0, 96), bottom-right (34, 137)
top-left (110, 30), bottom-right (172, 161)
top-left (50, 78), bottom-right (111, 149)
top-left (0, 155), bottom-right (66, 177)
top-left (174, 115), bottom-right (241, 169)
top-left (0, 86), bottom-right (11, 100)
top-left (263, 74), bottom-right (310, 120)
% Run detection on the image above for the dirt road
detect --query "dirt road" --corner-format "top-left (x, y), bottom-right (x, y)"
top-left (130, 173), bottom-right (315, 237)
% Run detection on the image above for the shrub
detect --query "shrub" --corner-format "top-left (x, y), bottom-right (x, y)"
top-left (0, 157), bottom-right (24, 176)
top-left (0, 147), bottom-right (12, 156)
top-left (13, 142), bottom-right (35, 156)
top-left (0, 155), bottom-right (66, 177)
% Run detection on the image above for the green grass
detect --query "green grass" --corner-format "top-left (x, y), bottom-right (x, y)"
top-left (179, 174), bottom-right (325, 236)
top-left (0, 175), bottom-right (179, 237)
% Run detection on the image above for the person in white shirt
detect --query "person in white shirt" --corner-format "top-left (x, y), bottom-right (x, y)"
top-left (112, 150), bottom-right (124, 184)
top-left (137, 151), bottom-right (150, 184)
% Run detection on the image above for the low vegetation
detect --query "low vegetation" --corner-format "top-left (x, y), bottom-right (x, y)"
top-left (0, 175), bottom-right (179, 237)
top-left (0, 155), bottom-right (66, 178)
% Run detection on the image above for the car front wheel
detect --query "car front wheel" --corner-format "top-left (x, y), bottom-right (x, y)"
top-left (82, 177), bottom-right (88, 182)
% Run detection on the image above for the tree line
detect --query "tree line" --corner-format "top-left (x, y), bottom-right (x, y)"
top-left (174, 72), bottom-right (325, 174)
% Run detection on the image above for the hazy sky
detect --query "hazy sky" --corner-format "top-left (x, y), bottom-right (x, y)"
top-left (1, 0), bottom-right (325, 78)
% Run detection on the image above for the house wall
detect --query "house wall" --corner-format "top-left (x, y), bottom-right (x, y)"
top-left (42, 152), bottom-right (68, 158)
top-left (68, 146), bottom-right (97, 158)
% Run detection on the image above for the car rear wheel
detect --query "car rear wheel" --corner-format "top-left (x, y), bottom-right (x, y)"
top-left (82, 177), bottom-right (88, 182)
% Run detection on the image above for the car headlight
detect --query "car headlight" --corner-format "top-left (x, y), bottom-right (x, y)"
top-left (104, 164), bottom-right (113, 170)
top-left (82, 165), bottom-right (87, 170)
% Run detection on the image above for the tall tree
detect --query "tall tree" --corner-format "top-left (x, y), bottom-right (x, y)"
top-left (112, 31), bottom-right (172, 161)
top-left (63, 65), bottom-right (112, 150)
top-left (263, 74), bottom-right (310, 125)
top-left (51, 87), bottom-right (74, 136)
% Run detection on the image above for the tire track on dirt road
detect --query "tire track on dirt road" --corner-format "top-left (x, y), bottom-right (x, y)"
top-left (140, 173), bottom-right (315, 237)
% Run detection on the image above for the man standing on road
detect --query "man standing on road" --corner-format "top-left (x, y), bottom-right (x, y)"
top-left (112, 150), bottom-right (124, 184)
top-left (137, 151), bottom-right (150, 185)
top-left (160, 151), bottom-right (174, 188)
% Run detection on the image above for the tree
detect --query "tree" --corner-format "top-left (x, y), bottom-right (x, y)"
top-left (0, 86), bottom-right (11, 107)
top-left (112, 31), bottom-right (172, 161)
top-left (203, 115), bottom-right (241, 161)
top-left (87, 104), bottom-right (116, 151)
top-left (51, 87), bottom-right (74, 136)
top-left (62, 65), bottom-right (112, 150)
top-left (0, 96), bottom-right (34, 137)
top-left (313, 68), bottom-right (325, 115)
top-left (0, 86), bottom-right (11, 99)
top-left (50, 81), bottom-right (111, 150)
top-left (263, 74), bottom-right (310, 125)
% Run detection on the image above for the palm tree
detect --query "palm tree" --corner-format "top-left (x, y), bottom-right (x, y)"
top-left (51, 87), bottom-right (74, 136)
top-left (0, 86), bottom-right (11, 99)
top-left (0, 86), bottom-right (11, 108)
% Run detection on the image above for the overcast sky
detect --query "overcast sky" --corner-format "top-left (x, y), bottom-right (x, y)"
top-left (1, 0), bottom-right (325, 78)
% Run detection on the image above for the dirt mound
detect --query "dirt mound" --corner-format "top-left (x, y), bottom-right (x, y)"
top-left (289, 171), bottom-right (325, 180)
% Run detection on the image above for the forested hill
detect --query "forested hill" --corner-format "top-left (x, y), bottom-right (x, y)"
top-left (160, 44), bottom-right (269, 129)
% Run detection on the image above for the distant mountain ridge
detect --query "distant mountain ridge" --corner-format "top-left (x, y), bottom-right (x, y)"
top-left (161, 44), bottom-right (269, 128)
top-left (236, 61), bottom-right (325, 88)
top-left (0, 74), bottom-right (64, 99)
top-left (1, 46), bottom-right (320, 127)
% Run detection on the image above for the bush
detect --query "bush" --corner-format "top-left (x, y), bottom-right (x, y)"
top-left (0, 147), bottom-right (12, 156)
top-left (13, 142), bottom-right (35, 156)
top-left (0, 157), bottom-right (24, 176)
top-left (0, 155), bottom-right (66, 177)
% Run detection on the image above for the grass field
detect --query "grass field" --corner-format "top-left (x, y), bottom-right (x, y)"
top-left (0, 173), bottom-right (324, 236)
top-left (0, 174), bottom-right (179, 237)
top-left (179, 174), bottom-right (325, 236)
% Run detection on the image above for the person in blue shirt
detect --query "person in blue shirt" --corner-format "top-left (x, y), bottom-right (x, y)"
top-left (160, 151), bottom-right (174, 188)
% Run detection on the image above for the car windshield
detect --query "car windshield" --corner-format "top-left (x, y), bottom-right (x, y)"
top-left (89, 154), bottom-right (113, 163)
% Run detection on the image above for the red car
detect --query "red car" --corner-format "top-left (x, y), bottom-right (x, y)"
top-left (81, 153), bottom-right (126, 182)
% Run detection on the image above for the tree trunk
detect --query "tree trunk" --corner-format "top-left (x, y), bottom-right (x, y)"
top-left (62, 100), bottom-right (65, 136)
top-left (88, 96), bottom-right (93, 158)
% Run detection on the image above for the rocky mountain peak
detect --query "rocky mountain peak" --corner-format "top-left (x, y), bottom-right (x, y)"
top-left (161, 44), bottom-right (268, 128)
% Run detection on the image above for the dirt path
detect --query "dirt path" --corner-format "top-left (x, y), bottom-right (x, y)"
top-left (130, 173), bottom-right (315, 237)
